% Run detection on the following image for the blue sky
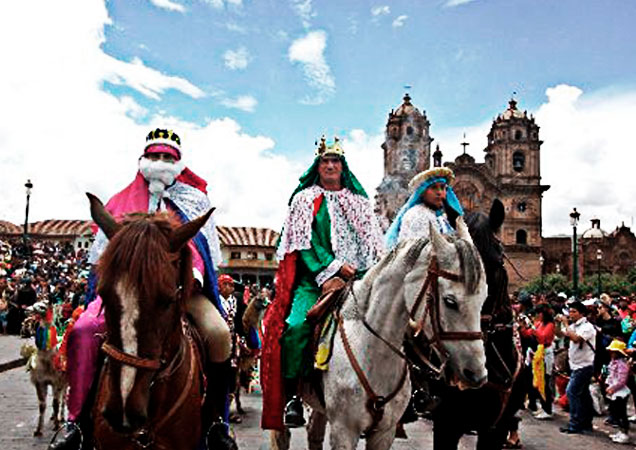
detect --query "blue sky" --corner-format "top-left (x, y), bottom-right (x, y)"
top-left (1, 0), bottom-right (636, 236)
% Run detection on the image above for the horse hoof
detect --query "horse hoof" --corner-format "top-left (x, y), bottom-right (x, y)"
top-left (34, 430), bottom-right (43, 437)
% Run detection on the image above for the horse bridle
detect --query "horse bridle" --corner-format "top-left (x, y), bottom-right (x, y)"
top-left (98, 285), bottom-right (200, 448)
top-left (338, 254), bottom-right (483, 433)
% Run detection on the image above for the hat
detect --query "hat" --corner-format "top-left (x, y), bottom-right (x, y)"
top-left (600, 293), bottom-right (612, 306)
top-left (144, 128), bottom-right (182, 159)
top-left (408, 167), bottom-right (455, 193)
top-left (218, 274), bottom-right (235, 285)
top-left (314, 135), bottom-right (344, 158)
top-left (606, 339), bottom-right (629, 356)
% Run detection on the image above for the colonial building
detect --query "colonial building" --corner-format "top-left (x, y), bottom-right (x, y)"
top-left (1, 220), bottom-right (281, 286)
top-left (542, 218), bottom-right (636, 282)
top-left (214, 226), bottom-right (279, 287)
top-left (375, 95), bottom-right (550, 290)
top-left (374, 93), bottom-right (433, 228)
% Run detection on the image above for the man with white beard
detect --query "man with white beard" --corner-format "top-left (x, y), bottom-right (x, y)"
top-left (49, 129), bottom-right (237, 450)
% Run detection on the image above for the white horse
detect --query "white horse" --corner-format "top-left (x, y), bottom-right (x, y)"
top-left (272, 219), bottom-right (489, 450)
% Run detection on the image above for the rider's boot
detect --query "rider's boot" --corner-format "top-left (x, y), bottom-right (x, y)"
top-left (202, 359), bottom-right (238, 450)
top-left (48, 422), bottom-right (83, 450)
top-left (283, 378), bottom-right (306, 428)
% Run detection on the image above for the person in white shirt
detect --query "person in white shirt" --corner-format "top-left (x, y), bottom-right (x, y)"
top-left (556, 301), bottom-right (597, 434)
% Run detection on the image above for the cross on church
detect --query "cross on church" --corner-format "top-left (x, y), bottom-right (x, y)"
top-left (461, 133), bottom-right (469, 155)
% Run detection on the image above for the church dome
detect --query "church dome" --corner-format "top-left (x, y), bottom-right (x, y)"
top-left (393, 93), bottom-right (423, 117)
top-left (582, 217), bottom-right (608, 239)
top-left (499, 99), bottom-right (526, 120)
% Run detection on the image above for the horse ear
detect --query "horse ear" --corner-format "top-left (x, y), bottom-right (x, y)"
top-left (86, 192), bottom-right (121, 239)
top-left (170, 208), bottom-right (215, 253)
top-left (489, 199), bottom-right (505, 233)
top-left (455, 216), bottom-right (474, 244)
top-left (429, 221), bottom-right (453, 256)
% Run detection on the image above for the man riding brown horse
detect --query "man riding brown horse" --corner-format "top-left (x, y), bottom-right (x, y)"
top-left (49, 129), bottom-right (237, 450)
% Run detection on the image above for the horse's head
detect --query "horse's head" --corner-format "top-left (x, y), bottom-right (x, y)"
top-left (87, 193), bottom-right (213, 433)
top-left (242, 286), bottom-right (271, 330)
top-left (465, 199), bottom-right (511, 320)
top-left (404, 218), bottom-right (488, 388)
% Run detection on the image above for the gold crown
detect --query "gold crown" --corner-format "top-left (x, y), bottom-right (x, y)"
top-left (314, 135), bottom-right (345, 157)
top-left (145, 128), bottom-right (181, 151)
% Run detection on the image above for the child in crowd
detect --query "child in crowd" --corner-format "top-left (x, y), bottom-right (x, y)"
top-left (605, 339), bottom-right (631, 444)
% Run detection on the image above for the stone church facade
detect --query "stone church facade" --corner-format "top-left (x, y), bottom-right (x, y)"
top-left (375, 95), bottom-right (550, 290)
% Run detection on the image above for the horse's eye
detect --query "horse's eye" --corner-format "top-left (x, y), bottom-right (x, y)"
top-left (443, 295), bottom-right (459, 310)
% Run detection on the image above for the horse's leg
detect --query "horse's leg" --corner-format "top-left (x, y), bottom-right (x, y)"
top-left (328, 421), bottom-right (359, 450)
top-left (52, 382), bottom-right (64, 429)
top-left (307, 409), bottom-right (328, 450)
top-left (270, 429), bottom-right (291, 450)
top-left (433, 416), bottom-right (462, 450)
top-left (34, 381), bottom-right (46, 437)
top-left (365, 427), bottom-right (397, 450)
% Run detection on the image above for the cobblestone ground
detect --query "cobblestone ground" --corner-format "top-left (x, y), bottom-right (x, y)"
top-left (0, 333), bottom-right (631, 450)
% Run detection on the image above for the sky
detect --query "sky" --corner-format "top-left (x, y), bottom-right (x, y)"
top-left (1, 0), bottom-right (635, 237)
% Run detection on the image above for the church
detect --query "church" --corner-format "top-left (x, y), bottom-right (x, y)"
top-left (375, 93), bottom-right (549, 291)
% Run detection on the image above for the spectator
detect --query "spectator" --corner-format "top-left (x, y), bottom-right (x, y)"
top-left (557, 300), bottom-right (597, 434)
top-left (528, 304), bottom-right (556, 420)
top-left (604, 339), bottom-right (631, 444)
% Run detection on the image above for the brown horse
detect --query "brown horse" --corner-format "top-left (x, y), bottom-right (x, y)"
top-left (87, 193), bottom-right (213, 450)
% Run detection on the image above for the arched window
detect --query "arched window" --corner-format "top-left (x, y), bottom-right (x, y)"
top-left (516, 229), bottom-right (527, 245)
top-left (406, 126), bottom-right (414, 136)
top-left (514, 130), bottom-right (523, 140)
top-left (513, 151), bottom-right (525, 172)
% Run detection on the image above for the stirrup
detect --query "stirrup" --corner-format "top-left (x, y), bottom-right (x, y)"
top-left (48, 422), bottom-right (83, 450)
top-left (205, 420), bottom-right (237, 450)
top-left (284, 396), bottom-right (306, 428)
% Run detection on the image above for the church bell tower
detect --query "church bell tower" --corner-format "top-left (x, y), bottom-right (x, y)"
top-left (375, 93), bottom-right (433, 228)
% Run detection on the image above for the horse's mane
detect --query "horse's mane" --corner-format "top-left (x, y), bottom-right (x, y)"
top-left (97, 212), bottom-right (193, 309)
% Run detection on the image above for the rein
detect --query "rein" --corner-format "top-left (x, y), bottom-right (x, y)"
top-left (337, 253), bottom-right (483, 432)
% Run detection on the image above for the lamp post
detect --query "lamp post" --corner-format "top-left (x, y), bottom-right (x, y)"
top-left (23, 179), bottom-right (33, 251)
top-left (539, 255), bottom-right (545, 293)
top-left (570, 207), bottom-right (580, 299)
top-left (596, 248), bottom-right (603, 297)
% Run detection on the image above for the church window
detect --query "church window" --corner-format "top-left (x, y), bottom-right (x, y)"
top-left (516, 230), bottom-right (527, 245)
top-left (514, 130), bottom-right (523, 140)
top-left (513, 151), bottom-right (525, 172)
top-left (406, 126), bottom-right (414, 136)
top-left (517, 202), bottom-right (527, 213)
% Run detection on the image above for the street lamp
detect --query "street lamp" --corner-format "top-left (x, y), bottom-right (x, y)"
top-left (596, 248), bottom-right (603, 297)
top-left (23, 179), bottom-right (33, 250)
top-left (539, 254), bottom-right (545, 292)
top-left (570, 207), bottom-right (580, 299)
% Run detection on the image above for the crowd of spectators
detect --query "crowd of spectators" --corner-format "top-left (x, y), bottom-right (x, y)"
top-left (514, 289), bottom-right (636, 445)
top-left (0, 238), bottom-right (90, 335)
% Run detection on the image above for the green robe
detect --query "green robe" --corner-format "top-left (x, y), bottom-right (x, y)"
top-left (281, 198), bottom-right (336, 379)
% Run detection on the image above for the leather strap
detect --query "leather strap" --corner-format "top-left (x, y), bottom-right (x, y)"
top-left (337, 313), bottom-right (408, 433)
top-left (102, 342), bottom-right (162, 370)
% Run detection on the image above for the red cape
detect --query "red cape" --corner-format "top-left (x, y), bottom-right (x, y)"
top-left (260, 252), bottom-right (297, 430)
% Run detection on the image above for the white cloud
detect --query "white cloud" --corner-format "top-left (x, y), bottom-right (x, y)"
top-left (392, 15), bottom-right (408, 28)
top-left (225, 22), bottom-right (247, 33)
top-left (223, 47), bottom-right (251, 70)
top-left (0, 0), bottom-right (300, 231)
top-left (290, 0), bottom-right (315, 28)
top-left (104, 56), bottom-right (206, 100)
top-left (288, 30), bottom-right (335, 105)
top-left (371, 5), bottom-right (390, 16)
top-left (149, 0), bottom-right (185, 12)
top-left (220, 95), bottom-right (258, 112)
top-left (204, 0), bottom-right (242, 8)
top-left (445, 0), bottom-right (476, 7)
top-left (435, 85), bottom-right (636, 237)
top-left (342, 130), bottom-right (385, 197)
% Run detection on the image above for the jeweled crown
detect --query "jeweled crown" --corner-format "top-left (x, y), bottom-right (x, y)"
top-left (314, 135), bottom-right (345, 157)
top-left (144, 128), bottom-right (182, 151)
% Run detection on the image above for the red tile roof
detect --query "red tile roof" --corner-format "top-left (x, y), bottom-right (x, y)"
top-left (216, 226), bottom-right (279, 248)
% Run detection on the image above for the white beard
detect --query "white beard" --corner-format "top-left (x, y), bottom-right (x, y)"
top-left (138, 158), bottom-right (185, 211)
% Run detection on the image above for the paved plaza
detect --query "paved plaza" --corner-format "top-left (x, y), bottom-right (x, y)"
top-left (0, 333), bottom-right (630, 450)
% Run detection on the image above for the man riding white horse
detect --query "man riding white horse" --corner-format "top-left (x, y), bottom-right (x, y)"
top-left (261, 136), bottom-right (385, 431)
top-left (50, 129), bottom-right (237, 450)
top-left (385, 166), bottom-right (465, 422)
